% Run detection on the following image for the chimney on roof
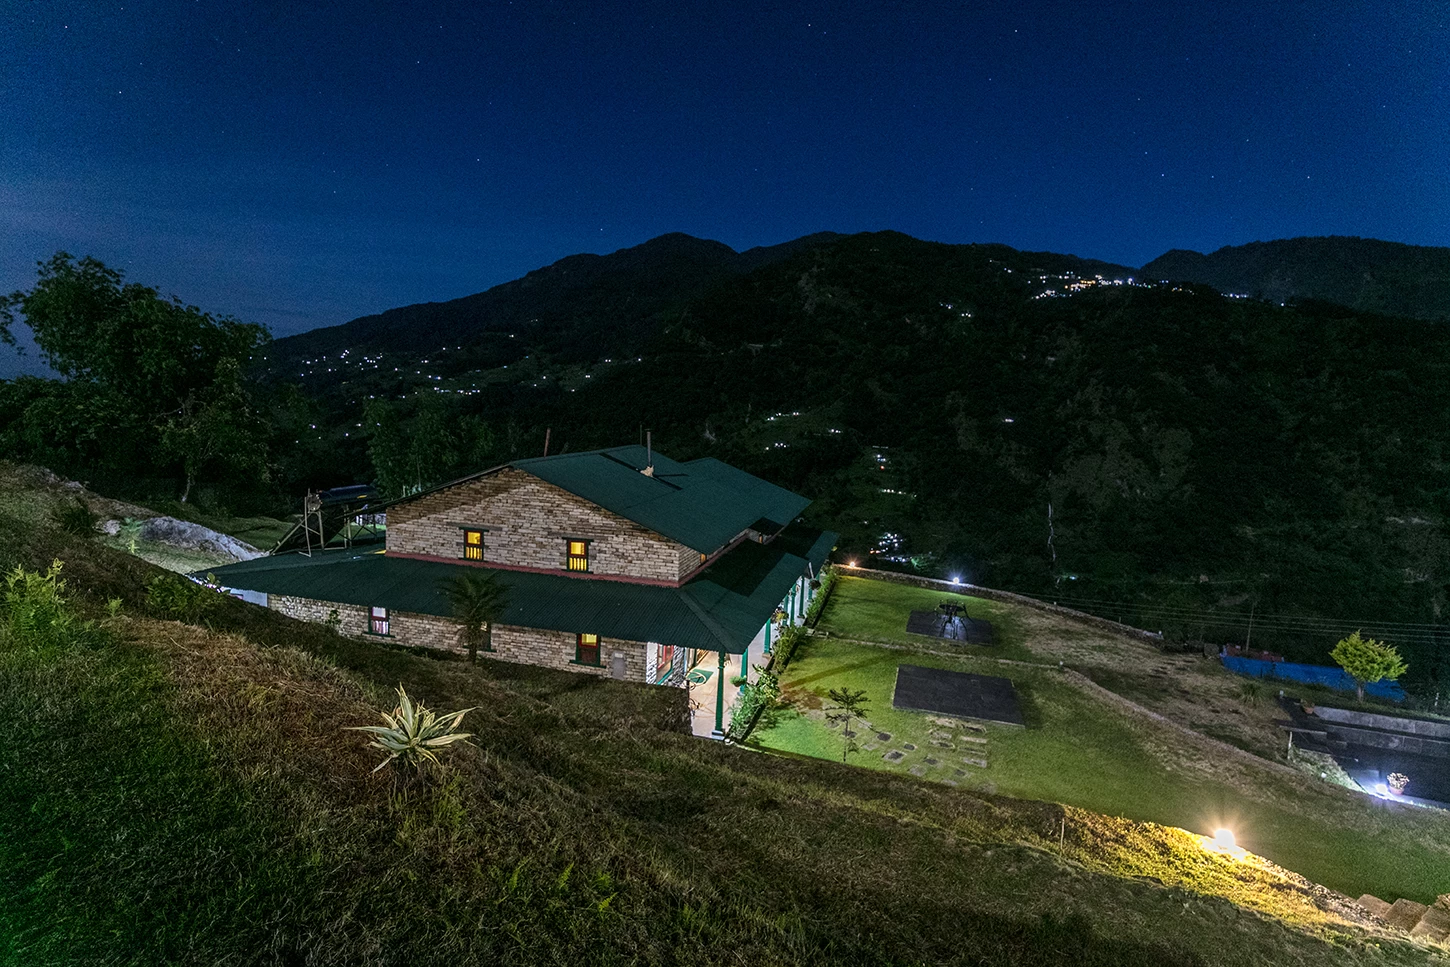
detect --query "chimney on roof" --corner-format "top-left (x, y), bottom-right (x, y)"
top-left (641, 430), bottom-right (654, 476)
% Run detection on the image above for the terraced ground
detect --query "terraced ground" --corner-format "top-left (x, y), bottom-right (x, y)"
top-left (754, 574), bottom-right (1450, 910)
top-left (2, 465), bottom-right (1447, 965)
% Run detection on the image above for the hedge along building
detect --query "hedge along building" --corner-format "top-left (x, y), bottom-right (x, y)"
top-left (202, 445), bottom-right (835, 738)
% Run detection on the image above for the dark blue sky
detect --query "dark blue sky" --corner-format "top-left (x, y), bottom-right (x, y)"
top-left (3, 0), bottom-right (1446, 374)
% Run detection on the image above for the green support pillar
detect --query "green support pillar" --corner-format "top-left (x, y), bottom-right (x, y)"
top-left (714, 649), bottom-right (726, 736)
top-left (763, 619), bottom-right (772, 656)
top-left (789, 584), bottom-right (797, 624)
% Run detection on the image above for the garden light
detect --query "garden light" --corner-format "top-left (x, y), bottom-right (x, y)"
top-left (950, 575), bottom-right (961, 585)
top-left (1203, 827), bottom-right (1246, 859)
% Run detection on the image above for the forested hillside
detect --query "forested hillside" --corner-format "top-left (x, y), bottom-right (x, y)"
top-left (4, 233), bottom-right (1448, 685)
top-left (1143, 237), bottom-right (1450, 322)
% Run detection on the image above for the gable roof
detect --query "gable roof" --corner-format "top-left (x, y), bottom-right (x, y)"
top-left (409, 445), bottom-right (810, 554)
top-left (200, 524), bottom-right (835, 654)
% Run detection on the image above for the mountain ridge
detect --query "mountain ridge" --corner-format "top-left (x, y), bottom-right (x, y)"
top-left (269, 232), bottom-right (1450, 372)
top-left (1141, 236), bottom-right (1450, 321)
top-left (269, 231), bottom-right (850, 361)
top-left (265, 230), bottom-right (1138, 365)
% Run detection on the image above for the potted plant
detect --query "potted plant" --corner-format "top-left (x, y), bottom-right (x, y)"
top-left (1387, 772), bottom-right (1410, 795)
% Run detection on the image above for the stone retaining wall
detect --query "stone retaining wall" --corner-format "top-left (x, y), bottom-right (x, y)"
top-left (1312, 705), bottom-right (1450, 740)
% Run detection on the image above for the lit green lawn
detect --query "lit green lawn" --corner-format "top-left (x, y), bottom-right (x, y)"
top-left (759, 599), bottom-right (1450, 907)
top-left (816, 574), bottom-right (1038, 663)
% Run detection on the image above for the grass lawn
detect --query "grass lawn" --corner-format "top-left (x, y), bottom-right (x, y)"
top-left (816, 573), bottom-right (1037, 662)
top-left (759, 585), bottom-right (1450, 908)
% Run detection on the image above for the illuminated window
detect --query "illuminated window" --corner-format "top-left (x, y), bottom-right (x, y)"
top-left (575, 632), bottom-right (600, 666)
top-left (369, 606), bottom-right (390, 636)
top-left (566, 539), bottom-right (589, 571)
top-left (463, 529), bottom-right (484, 561)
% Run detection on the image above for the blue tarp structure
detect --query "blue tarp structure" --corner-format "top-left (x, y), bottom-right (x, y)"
top-left (1222, 655), bottom-right (1406, 701)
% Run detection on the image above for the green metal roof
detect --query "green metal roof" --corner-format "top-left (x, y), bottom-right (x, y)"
top-left (506, 446), bottom-right (810, 554)
top-left (200, 524), bottom-right (835, 654)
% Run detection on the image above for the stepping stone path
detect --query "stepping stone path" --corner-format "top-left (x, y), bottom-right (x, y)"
top-left (804, 708), bottom-right (992, 786)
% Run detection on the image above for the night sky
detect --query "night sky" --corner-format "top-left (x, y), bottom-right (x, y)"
top-left (3, 0), bottom-right (1447, 375)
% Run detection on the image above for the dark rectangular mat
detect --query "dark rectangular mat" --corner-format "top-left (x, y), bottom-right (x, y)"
top-left (905, 610), bottom-right (995, 644)
top-left (892, 664), bottom-right (1024, 726)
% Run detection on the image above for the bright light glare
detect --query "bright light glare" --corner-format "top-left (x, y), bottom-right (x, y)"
top-left (1212, 828), bottom-right (1236, 850)
top-left (847, 560), bottom-right (858, 568)
top-left (950, 576), bottom-right (961, 585)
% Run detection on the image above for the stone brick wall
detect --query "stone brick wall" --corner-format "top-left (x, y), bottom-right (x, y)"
top-left (270, 595), bottom-right (462, 653)
top-left (268, 594), bottom-right (650, 682)
top-left (387, 467), bottom-right (699, 583)
top-left (490, 624), bottom-right (649, 682)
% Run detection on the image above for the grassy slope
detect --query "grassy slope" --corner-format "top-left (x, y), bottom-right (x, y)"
top-left (0, 495), bottom-right (1440, 963)
top-left (759, 575), bottom-right (1450, 908)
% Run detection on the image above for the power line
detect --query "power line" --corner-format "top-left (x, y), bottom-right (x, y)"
top-left (1009, 591), bottom-right (1449, 642)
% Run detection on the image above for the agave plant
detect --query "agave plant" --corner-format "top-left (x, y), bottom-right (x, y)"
top-left (348, 685), bottom-right (476, 774)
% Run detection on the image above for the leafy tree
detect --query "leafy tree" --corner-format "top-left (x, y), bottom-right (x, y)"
top-left (161, 357), bottom-right (270, 502)
top-left (1330, 631), bottom-right (1408, 702)
top-left (824, 686), bottom-right (870, 762)
top-left (1, 254), bottom-right (271, 501)
top-left (440, 570), bottom-right (510, 662)
top-left (3, 253), bottom-right (268, 415)
top-left (363, 398), bottom-right (504, 498)
top-left (362, 400), bottom-right (414, 498)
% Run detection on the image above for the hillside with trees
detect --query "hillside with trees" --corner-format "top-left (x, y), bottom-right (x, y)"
top-left (4, 232), bottom-right (1448, 688)
top-left (1142, 237), bottom-right (1450, 322)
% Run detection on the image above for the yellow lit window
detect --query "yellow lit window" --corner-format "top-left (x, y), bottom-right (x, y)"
top-left (575, 632), bottom-right (600, 665)
top-left (463, 529), bottom-right (484, 561)
top-left (567, 540), bottom-right (589, 571)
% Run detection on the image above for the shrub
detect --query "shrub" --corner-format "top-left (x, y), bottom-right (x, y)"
top-left (4, 559), bottom-right (71, 646)
top-left (727, 665), bottom-right (783, 741)
top-left (146, 574), bottom-right (218, 623)
top-left (772, 625), bottom-right (808, 668)
top-left (1237, 680), bottom-right (1263, 706)
top-left (53, 499), bottom-right (98, 537)
top-left (1, 559), bottom-right (99, 649)
top-left (347, 685), bottom-right (475, 775)
top-left (803, 566), bottom-right (837, 626)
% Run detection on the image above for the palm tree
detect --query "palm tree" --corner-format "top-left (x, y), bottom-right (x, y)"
top-left (440, 570), bottom-right (509, 662)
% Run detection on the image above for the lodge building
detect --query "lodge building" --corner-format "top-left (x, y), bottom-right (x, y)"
top-left (203, 446), bottom-right (835, 737)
